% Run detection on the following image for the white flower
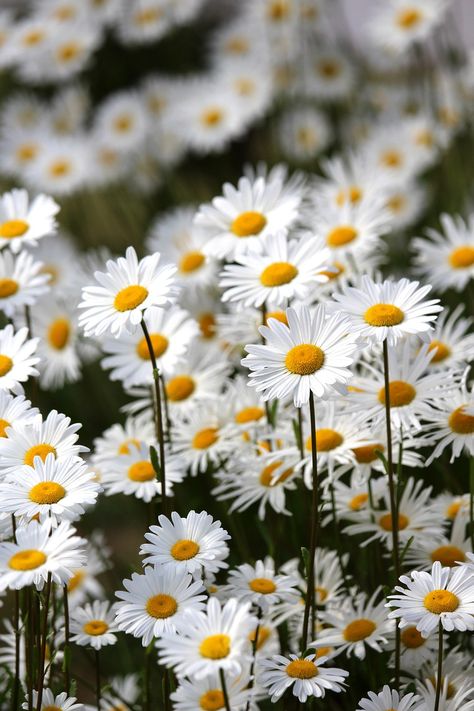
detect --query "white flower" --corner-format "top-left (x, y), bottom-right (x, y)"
top-left (0, 390), bottom-right (37, 441)
top-left (356, 685), bottom-right (420, 711)
top-left (0, 250), bottom-right (50, 318)
top-left (70, 600), bottom-right (118, 650)
top-left (387, 561), bottom-right (474, 636)
top-left (115, 566), bottom-right (206, 645)
top-left (221, 559), bottom-right (300, 611)
top-left (0, 188), bottom-right (59, 252)
top-left (78, 246), bottom-right (177, 338)
top-left (22, 689), bottom-right (83, 711)
top-left (369, 0), bottom-right (449, 55)
top-left (0, 325), bottom-right (39, 391)
top-left (171, 669), bottom-right (252, 711)
top-left (278, 106), bottom-right (331, 162)
top-left (258, 653), bottom-right (348, 703)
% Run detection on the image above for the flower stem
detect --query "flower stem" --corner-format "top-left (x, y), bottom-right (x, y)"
top-left (469, 457), bottom-right (474, 550)
top-left (96, 649), bottom-right (101, 711)
top-left (63, 585), bottom-right (71, 696)
top-left (434, 621), bottom-right (444, 711)
top-left (12, 588), bottom-right (20, 711)
top-left (36, 573), bottom-right (52, 711)
top-left (219, 668), bottom-right (231, 711)
top-left (140, 318), bottom-right (168, 516)
top-left (245, 607), bottom-right (262, 711)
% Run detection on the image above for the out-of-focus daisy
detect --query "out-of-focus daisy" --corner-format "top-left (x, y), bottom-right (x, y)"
top-left (22, 689), bottom-right (82, 711)
top-left (0, 188), bottom-right (58, 253)
top-left (155, 596), bottom-right (255, 680)
top-left (356, 685), bottom-right (420, 711)
top-left (387, 561), bottom-right (474, 636)
top-left (116, 0), bottom-right (173, 45)
top-left (415, 678), bottom-right (474, 711)
top-left (196, 172), bottom-right (302, 259)
top-left (219, 231), bottom-right (331, 308)
top-left (0, 250), bottom-right (50, 318)
top-left (115, 566), bottom-right (206, 645)
top-left (390, 624), bottom-right (437, 671)
top-left (383, 181), bottom-right (426, 230)
top-left (24, 136), bottom-right (88, 196)
top-left (278, 106), bottom-right (331, 162)
top-left (423, 378), bottom-right (474, 463)
top-left (307, 48), bottom-right (355, 102)
top-left (171, 669), bottom-right (252, 711)
top-left (0, 325), bottom-right (39, 391)
top-left (369, 0), bottom-right (449, 55)
top-left (0, 519), bottom-right (86, 590)
top-left (425, 306), bottom-right (474, 371)
top-left (26, 233), bottom-right (81, 297)
top-left (99, 674), bottom-right (139, 711)
top-left (78, 247), bottom-right (177, 337)
top-left (140, 510), bottom-right (230, 576)
top-left (67, 543), bottom-right (108, 609)
top-left (70, 600), bottom-right (117, 650)
top-left (94, 92), bottom-right (148, 154)
top-left (0, 391), bottom-right (37, 440)
top-left (242, 304), bottom-right (358, 407)
top-left (258, 653), bottom-right (348, 703)
top-left (221, 559), bottom-right (299, 611)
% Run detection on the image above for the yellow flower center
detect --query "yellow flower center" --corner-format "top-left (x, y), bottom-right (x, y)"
top-left (23, 30), bottom-right (44, 46)
top-left (423, 589), bottom-right (459, 614)
top-left (201, 109), bottom-right (224, 127)
top-left (446, 501), bottom-right (461, 519)
top-left (285, 344), bottom-right (324, 375)
top-left (0, 219), bottom-right (29, 238)
top-left (67, 569), bottom-right (85, 592)
top-left (401, 625), bottom-right (425, 648)
top-left (170, 539), bottom-right (200, 561)
top-left (316, 428), bottom-right (343, 452)
top-left (265, 310), bottom-right (288, 325)
top-left (127, 461), bottom-right (155, 482)
top-left (326, 225), bottom-right (358, 247)
top-left (352, 443), bottom-right (384, 464)
top-left (259, 461), bottom-right (293, 486)
top-left (387, 195), bottom-right (406, 213)
top-left (249, 577), bottom-right (277, 594)
top-left (378, 381), bottom-right (416, 407)
top-left (364, 303), bottom-right (404, 327)
top-left (235, 406), bottom-right (264, 424)
top-left (397, 8), bottom-right (422, 28)
top-left (316, 586), bottom-right (328, 603)
top-left (48, 318), bottom-right (70, 350)
top-left (24, 444), bottom-right (57, 467)
top-left (0, 355), bottom-right (13, 376)
top-left (427, 340), bottom-right (451, 363)
top-left (83, 620), bottom-right (109, 636)
top-left (231, 211), bottom-right (267, 238)
top-left (318, 60), bottom-right (340, 78)
top-left (318, 262), bottom-right (345, 280)
top-left (335, 186), bottom-right (362, 206)
top-left (114, 285), bottom-right (149, 312)
top-left (0, 279), bottom-right (19, 298)
top-left (349, 493), bottom-right (369, 511)
top-left (430, 545), bottom-right (465, 568)
top-left (260, 262), bottom-right (298, 287)
top-left (448, 246), bottom-right (474, 269)
top-left (166, 375), bottom-right (195, 402)
top-left (146, 593), bottom-right (178, 619)
top-left (296, 126), bottom-right (317, 148)
top-left (118, 438), bottom-right (141, 455)
top-left (286, 659), bottom-right (318, 679)
top-left (49, 160), bottom-right (71, 177)
top-left (135, 7), bottom-right (161, 24)
top-left (0, 418), bottom-right (10, 437)
top-left (43, 707), bottom-right (61, 711)
top-left (29, 481), bottom-right (66, 504)
top-left (268, 0), bottom-right (290, 20)
top-left (343, 618), bottom-right (376, 642)
top-left (225, 37), bottom-right (248, 54)
top-left (199, 312), bottom-right (216, 339)
top-left (9, 549), bottom-right (47, 571)
top-left (448, 405), bottom-right (474, 434)
top-left (381, 150), bottom-right (402, 167)
top-left (179, 251), bottom-right (205, 273)
top-left (114, 115), bottom-right (132, 133)
top-left (57, 42), bottom-right (80, 62)
top-left (16, 143), bottom-right (38, 162)
top-left (199, 634), bottom-right (231, 659)
top-left (248, 625), bottom-right (271, 650)
top-left (136, 333), bottom-right (168, 360)
top-left (199, 690), bottom-right (225, 711)
top-left (416, 129), bottom-right (434, 147)
top-left (379, 513), bottom-right (409, 531)
top-left (192, 427), bottom-right (219, 449)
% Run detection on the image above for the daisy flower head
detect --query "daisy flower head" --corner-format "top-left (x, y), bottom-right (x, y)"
top-left (404, 513), bottom-right (472, 572)
top-left (221, 559), bottom-right (300, 611)
top-left (0, 188), bottom-right (59, 253)
top-left (171, 669), bottom-right (252, 711)
top-left (277, 106), bottom-right (331, 163)
top-left (242, 304), bottom-right (359, 407)
top-left (219, 230), bottom-right (332, 308)
top-left (387, 561), bottom-right (474, 636)
top-left (425, 305), bottom-right (474, 371)
top-left (0, 518), bottom-right (86, 591)
top-left (0, 325), bottom-right (39, 391)
top-left (78, 246), bottom-right (178, 338)
top-left (115, 566), bottom-right (206, 645)
top-left (424, 377), bottom-right (474, 464)
top-left (91, 413), bottom-right (155, 467)
top-left (258, 653), bottom-right (348, 703)
top-left (356, 685), bottom-right (420, 711)
top-left (0, 390), bottom-right (37, 441)
top-left (140, 510), bottom-right (230, 576)
top-left (331, 275), bottom-right (442, 346)
top-left (196, 171), bottom-right (303, 260)
top-left (23, 135), bottom-right (88, 196)
top-left (155, 596), bottom-right (256, 680)
top-left (369, 0), bottom-right (449, 56)
top-left (308, 47), bottom-right (356, 103)
top-left (0, 250), bottom-right (50, 318)
top-left (70, 600), bottom-right (117, 650)
top-left (22, 689), bottom-right (83, 711)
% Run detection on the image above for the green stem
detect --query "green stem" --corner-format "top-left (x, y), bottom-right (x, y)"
top-left (245, 607), bottom-right (262, 711)
top-left (36, 574), bottom-right (52, 711)
top-left (219, 669), bottom-right (231, 711)
top-left (96, 649), bottom-right (101, 711)
top-left (434, 621), bottom-right (444, 711)
top-left (63, 586), bottom-right (71, 696)
top-left (301, 391), bottom-right (319, 649)
top-left (469, 457), bottom-right (474, 551)
top-left (329, 483), bottom-right (350, 595)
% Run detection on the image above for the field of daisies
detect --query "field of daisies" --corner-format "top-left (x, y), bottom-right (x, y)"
top-left (1, 0), bottom-right (474, 710)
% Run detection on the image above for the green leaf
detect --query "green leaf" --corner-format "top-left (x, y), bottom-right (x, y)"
top-left (149, 445), bottom-right (161, 478)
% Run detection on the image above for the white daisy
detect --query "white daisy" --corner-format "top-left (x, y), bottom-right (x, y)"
top-left (22, 689), bottom-right (83, 711)
top-left (356, 685), bottom-right (420, 711)
top-left (423, 378), bottom-right (474, 463)
top-left (221, 559), bottom-right (300, 611)
top-left (278, 106), bottom-right (331, 162)
top-left (24, 136), bottom-right (88, 196)
top-left (258, 653), bottom-right (348, 703)
top-left (91, 414), bottom-right (155, 467)
top-left (404, 514), bottom-right (472, 572)
top-left (307, 48), bottom-right (355, 102)
top-left (0, 250), bottom-right (50, 318)
top-left (70, 600), bottom-right (117, 650)
top-left (425, 305), bottom-right (474, 371)
top-left (0, 188), bottom-right (58, 252)
top-left (78, 246), bottom-right (177, 338)
top-left (171, 669), bottom-right (252, 711)
top-left (0, 390), bottom-right (37, 441)
top-left (115, 566), bottom-right (206, 645)
top-left (369, 0), bottom-right (449, 55)
top-left (0, 325), bottom-right (39, 391)
top-left (94, 91), bottom-right (147, 155)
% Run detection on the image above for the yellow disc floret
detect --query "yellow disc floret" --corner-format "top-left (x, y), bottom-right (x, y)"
top-left (146, 594), bottom-right (178, 619)
top-left (114, 285), bottom-right (148, 312)
top-left (423, 589), bottom-right (459, 614)
top-left (285, 344), bottom-right (324, 375)
top-left (199, 634), bottom-right (231, 659)
top-left (9, 549), bottom-right (47, 571)
top-left (29, 482), bottom-right (66, 505)
top-left (170, 539), bottom-right (200, 561)
top-left (231, 211), bottom-right (267, 238)
top-left (260, 262), bottom-right (298, 287)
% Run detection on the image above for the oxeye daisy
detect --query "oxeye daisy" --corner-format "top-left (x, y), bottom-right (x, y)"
top-left (196, 172), bottom-right (303, 259)
top-left (66, 543), bottom-right (108, 609)
top-left (221, 559), bottom-right (300, 611)
top-left (0, 188), bottom-right (59, 253)
top-left (0, 391), bottom-right (37, 441)
top-left (22, 689), bottom-right (83, 711)
top-left (387, 561), bottom-right (474, 636)
top-left (155, 596), bottom-right (256, 680)
top-left (91, 414), bottom-right (155, 467)
top-left (389, 623), bottom-right (438, 671)
top-left (115, 566), bottom-right (206, 645)
top-left (356, 685), bottom-right (421, 711)
top-left (258, 653), bottom-right (348, 703)
top-left (404, 514), bottom-right (472, 572)
top-left (0, 325), bottom-right (39, 392)
top-left (242, 304), bottom-right (359, 407)
top-left (219, 231), bottom-right (331, 308)
top-left (140, 510), bottom-right (230, 576)
top-left (171, 669), bottom-right (252, 711)
top-left (78, 246), bottom-right (177, 338)
top-left (423, 379), bottom-right (474, 463)
top-left (0, 250), bottom-right (50, 318)
top-left (369, 0), bottom-right (449, 55)
top-left (425, 305), bottom-right (474, 371)
top-left (309, 47), bottom-right (355, 102)
top-left (0, 453), bottom-right (100, 523)
top-left (0, 519), bottom-right (86, 590)
top-left (70, 600), bottom-right (117, 650)
top-left (278, 106), bottom-right (331, 163)
top-left (415, 678), bottom-right (474, 711)
top-left (331, 275), bottom-right (442, 346)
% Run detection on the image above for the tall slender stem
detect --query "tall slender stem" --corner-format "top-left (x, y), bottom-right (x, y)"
top-left (140, 318), bottom-right (168, 516)
top-left (219, 668), bottom-right (231, 711)
top-left (63, 585), bottom-right (71, 696)
top-left (469, 457), bottom-right (474, 550)
top-left (434, 621), bottom-right (444, 711)
top-left (36, 573), bottom-right (52, 711)
top-left (301, 391), bottom-right (319, 650)
top-left (329, 483), bottom-right (350, 595)
top-left (95, 649), bottom-right (101, 711)
top-left (12, 588), bottom-right (20, 711)
top-left (245, 607), bottom-right (262, 711)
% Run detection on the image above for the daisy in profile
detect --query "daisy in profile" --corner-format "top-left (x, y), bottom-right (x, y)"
top-left (78, 246), bottom-right (177, 338)
top-left (425, 305), bottom-right (474, 371)
top-left (389, 624), bottom-right (437, 671)
top-left (196, 172), bottom-right (302, 259)
top-left (242, 304), bottom-right (359, 407)
top-left (356, 685), bottom-right (420, 711)
top-left (387, 561), bottom-right (474, 636)
top-left (22, 689), bottom-right (82, 711)
top-left (0, 250), bottom-right (50, 318)
top-left (221, 559), bottom-right (300, 611)
top-left (423, 378), bottom-right (474, 463)
top-left (0, 325), bottom-right (39, 391)
top-left (0, 519), bottom-right (86, 590)
top-left (155, 596), bottom-right (255, 680)
top-left (331, 275), bottom-right (442, 346)
top-left (404, 514), bottom-right (471, 572)
top-left (140, 510), bottom-right (230, 576)
top-left (413, 213), bottom-right (474, 293)
top-left (115, 566), bottom-right (206, 645)
top-left (0, 391), bottom-right (37, 440)
top-left (0, 187), bottom-right (58, 253)
top-left (70, 600), bottom-right (117, 650)
top-left (171, 669), bottom-right (252, 711)
top-left (219, 231), bottom-right (331, 308)
top-left (258, 653), bottom-right (348, 703)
